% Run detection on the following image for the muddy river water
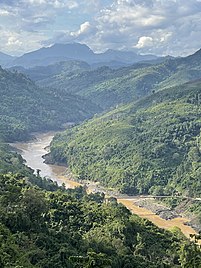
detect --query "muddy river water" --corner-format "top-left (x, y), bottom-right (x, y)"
top-left (12, 132), bottom-right (80, 188)
top-left (12, 132), bottom-right (200, 241)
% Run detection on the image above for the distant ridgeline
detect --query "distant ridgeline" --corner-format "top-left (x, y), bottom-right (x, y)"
top-left (12, 47), bottom-right (201, 111)
top-left (50, 80), bottom-right (201, 197)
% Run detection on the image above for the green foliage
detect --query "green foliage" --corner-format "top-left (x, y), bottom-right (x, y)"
top-left (50, 80), bottom-right (201, 197)
top-left (30, 51), bottom-right (201, 110)
top-left (0, 142), bottom-right (64, 193)
top-left (179, 241), bottom-right (201, 267)
top-left (0, 66), bottom-right (101, 142)
top-left (12, 60), bottom-right (91, 81)
top-left (0, 173), bottom-right (200, 267)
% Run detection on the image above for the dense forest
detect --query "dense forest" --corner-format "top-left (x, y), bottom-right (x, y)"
top-left (50, 80), bottom-right (201, 197)
top-left (0, 66), bottom-right (101, 142)
top-left (1, 129), bottom-right (201, 267)
top-left (1, 171), bottom-right (201, 267)
top-left (1, 139), bottom-right (200, 267)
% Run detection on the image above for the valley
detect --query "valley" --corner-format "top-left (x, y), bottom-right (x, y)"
top-left (1, 43), bottom-right (201, 267)
top-left (11, 131), bottom-right (200, 242)
top-left (1, 0), bottom-right (201, 264)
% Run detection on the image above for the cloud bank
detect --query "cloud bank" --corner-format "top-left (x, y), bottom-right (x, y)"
top-left (0, 0), bottom-right (201, 56)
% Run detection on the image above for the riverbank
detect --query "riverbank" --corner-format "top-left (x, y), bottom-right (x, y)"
top-left (11, 131), bottom-right (201, 243)
top-left (118, 198), bottom-right (199, 238)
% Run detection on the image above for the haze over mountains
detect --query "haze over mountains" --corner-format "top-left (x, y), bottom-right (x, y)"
top-left (0, 43), bottom-right (159, 68)
top-left (7, 45), bottom-right (201, 111)
top-left (0, 52), bottom-right (15, 67)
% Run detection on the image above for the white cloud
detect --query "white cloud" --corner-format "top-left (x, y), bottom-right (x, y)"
top-left (0, 9), bottom-right (11, 16)
top-left (77, 21), bottom-right (93, 36)
top-left (134, 31), bottom-right (173, 52)
top-left (23, 0), bottom-right (78, 9)
top-left (135, 36), bottom-right (154, 48)
top-left (7, 36), bottom-right (22, 47)
top-left (86, 0), bottom-right (201, 55)
top-left (27, 0), bottom-right (47, 4)
top-left (43, 21), bottom-right (97, 46)
top-left (0, 0), bottom-right (201, 56)
top-left (0, 29), bottom-right (45, 55)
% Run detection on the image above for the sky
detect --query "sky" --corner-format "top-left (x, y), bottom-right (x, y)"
top-left (0, 0), bottom-right (201, 56)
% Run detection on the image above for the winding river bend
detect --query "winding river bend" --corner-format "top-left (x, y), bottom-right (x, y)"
top-left (12, 132), bottom-right (80, 188)
top-left (12, 132), bottom-right (199, 241)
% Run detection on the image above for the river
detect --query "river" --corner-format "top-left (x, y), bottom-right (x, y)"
top-left (12, 132), bottom-right (80, 188)
top-left (11, 131), bottom-right (200, 241)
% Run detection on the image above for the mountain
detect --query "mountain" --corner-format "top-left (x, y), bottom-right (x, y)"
top-left (0, 51), bottom-right (15, 67)
top-left (10, 43), bottom-right (95, 68)
top-left (23, 48), bottom-right (201, 111)
top-left (8, 43), bottom-right (159, 68)
top-left (9, 60), bottom-right (91, 81)
top-left (15, 61), bottom-right (162, 110)
top-left (91, 60), bottom-right (130, 69)
top-left (0, 66), bottom-right (101, 141)
top-left (99, 49), bottom-right (158, 63)
top-left (1, 44), bottom-right (201, 268)
top-left (49, 79), bottom-right (201, 197)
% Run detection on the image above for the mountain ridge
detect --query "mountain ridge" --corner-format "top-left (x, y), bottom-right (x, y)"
top-left (0, 51), bottom-right (15, 67)
top-left (49, 79), bottom-right (201, 197)
top-left (21, 47), bottom-right (201, 111)
top-left (7, 42), bottom-right (159, 68)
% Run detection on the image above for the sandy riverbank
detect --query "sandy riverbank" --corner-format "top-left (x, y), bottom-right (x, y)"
top-left (118, 199), bottom-right (199, 239)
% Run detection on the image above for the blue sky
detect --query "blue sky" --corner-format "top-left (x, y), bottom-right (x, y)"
top-left (0, 0), bottom-right (201, 56)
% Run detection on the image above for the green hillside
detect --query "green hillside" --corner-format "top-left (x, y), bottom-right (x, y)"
top-left (1, 129), bottom-right (199, 267)
top-left (29, 49), bottom-right (201, 110)
top-left (50, 80), bottom-right (201, 197)
top-left (10, 60), bottom-right (91, 82)
top-left (0, 70), bottom-right (200, 268)
top-left (36, 63), bottom-right (168, 109)
top-left (0, 172), bottom-right (200, 267)
top-left (1, 49), bottom-right (201, 268)
top-left (0, 66), bottom-right (101, 141)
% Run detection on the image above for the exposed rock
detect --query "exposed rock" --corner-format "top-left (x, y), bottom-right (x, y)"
top-left (134, 199), bottom-right (180, 220)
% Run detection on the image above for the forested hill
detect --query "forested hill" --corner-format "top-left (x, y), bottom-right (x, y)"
top-left (9, 60), bottom-right (91, 82)
top-left (20, 47), bottom-right (201, 111)
top-left (50, 79), bottom-right (201, 197)
top-left (0, 66), bottom-right (101, 141)
top-left (2, 130), bottom-right (198, 267)
top-left (2, 172), bottom-right (201, 267)
top-left (1, 67), bottom-right (200, 268)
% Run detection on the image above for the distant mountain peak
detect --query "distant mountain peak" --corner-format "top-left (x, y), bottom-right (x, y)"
top-left (186, 47), bottom-right (201, 60)
top-left (192, 47), bottom-right (201, 56)
top-left (0, 51), bottom-right (15, 67)
top-left (50, 42), bottom-right (93, 51)
top-left (8, 42), bottom-right (159, 68)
